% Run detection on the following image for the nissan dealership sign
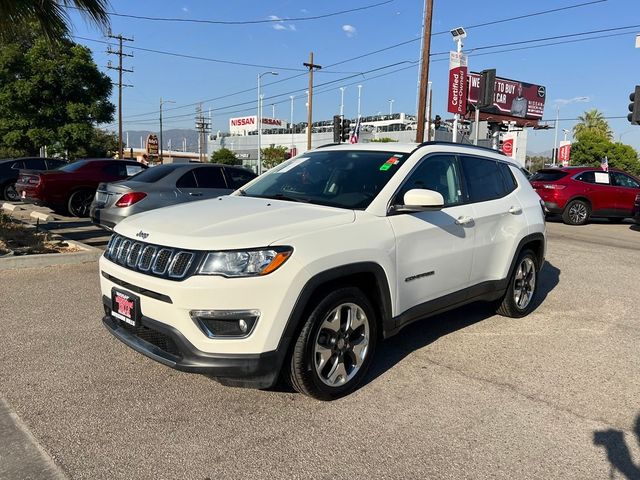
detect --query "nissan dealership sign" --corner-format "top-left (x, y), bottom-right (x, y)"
top-left (229, 116), bottom-right (287, 134)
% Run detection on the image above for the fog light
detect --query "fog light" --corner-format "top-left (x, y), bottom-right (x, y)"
top-left (190, 309), bottom-right (260, 338)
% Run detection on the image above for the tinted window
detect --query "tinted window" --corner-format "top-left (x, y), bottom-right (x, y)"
top-left (176, 170), bottom-right (198, 188)
top-left (24, 158), bottom-right (47, 170)
top-left (10, 161), bottom-right (25, 170)
top-left (125, 164), bottom-right (145, 176)
top-left (574, 171), bottom-right (595, 184)
top-left (499, 163), bottom-right (518, 194)
top-left (103, 163), bottom-right (127, 177)
top-left (46, 159), bottom-right (66, 169)
top-left (530, 170), bottom-right (568, 182)
top-left (395, 155), bottom-right (462, 206)
top-left (128, 164), bottom-right (179, 183)
top-left (225, 168), bottom-right (257, 189)
top-left (461, 156), bottom-right (506, 202)
top-left (58, 160), bottom-right (91, 172)
top-left (193, 167), bottom-right (227, 188)
top-left (611, 172), bottom-right (640, 188)
top-left (242, 150), bottom-right (409, 209)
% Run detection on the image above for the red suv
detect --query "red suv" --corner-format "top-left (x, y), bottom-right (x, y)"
top-left (531, 166), bottom-right (640, 225)
top-left (16, 159), bottom-right (146, 217)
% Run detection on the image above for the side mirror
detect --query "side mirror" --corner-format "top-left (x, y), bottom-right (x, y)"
top-left (391, 188), bottom-right (444, 213)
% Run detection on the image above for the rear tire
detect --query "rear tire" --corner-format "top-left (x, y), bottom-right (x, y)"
top-left (562, 199), bottom-right (590, 225)
top-left (2, 182), bottom-right (19, 201)
top-left (287, 287), bottom-right (378, 400)
top-left (496, 249), bottom-right (538, 318)
top-left (67, 189), bottom-right (94, 217)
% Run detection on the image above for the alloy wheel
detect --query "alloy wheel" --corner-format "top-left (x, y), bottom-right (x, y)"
top-left (568, 202), bottom-right (588, 224)
top-left (4, 183), bottom-right (19, 201)
top-left (69, 191), bottom-right (94, 217)
top-left (313, 302), bottom-right (370, 387)
top-left (513, 257), bottom-right (536, 310)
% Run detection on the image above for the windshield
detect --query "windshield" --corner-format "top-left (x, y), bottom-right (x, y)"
top-left (56, 160), bottom-right (90, 172)
top-left (242, 149), bottom-right (409, 209)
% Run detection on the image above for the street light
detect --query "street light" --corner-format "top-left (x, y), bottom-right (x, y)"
top-left (339, 87), bottom-right (346, 117)
top-left (290, 95), bottom-right (295, 151)
top-left (553, 96), bottom-right (588, 165)
top-left (257, 71), bottom-right (278, 175)
top-left (159, 97), bottom-right (175, 163)
top-left (619, 130), bottom-right (634, 142)
top-left (562, 128), bottom-right (570, 142)
top-left (357, 85), bottom-right (362, 119)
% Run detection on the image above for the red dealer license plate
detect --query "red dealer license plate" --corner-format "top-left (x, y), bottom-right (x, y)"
top-left (111, 288), bottom-right (140, 327)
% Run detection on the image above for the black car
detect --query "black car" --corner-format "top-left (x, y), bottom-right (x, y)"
top-left (0, 157), bottom-right (67, 201)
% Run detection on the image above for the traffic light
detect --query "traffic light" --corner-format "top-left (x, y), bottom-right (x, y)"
top-left (628, 86), bottom-right (640, 125)
top-left (341, 118), bottom-right (351, 142)
top-left (333, 115), bottom-right (341, 143)
top-left (434, 115), bottom-right (442, 130)
top-left (478, 69), bottom-right (496, 109)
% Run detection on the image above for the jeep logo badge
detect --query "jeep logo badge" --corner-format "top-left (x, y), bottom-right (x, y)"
top-left (136, 230), bottom-right (149, 239)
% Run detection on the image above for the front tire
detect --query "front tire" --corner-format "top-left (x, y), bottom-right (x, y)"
top-left (287, 287), bottom-right (378, 400)
top-left (562, 199), bottom-right (591, 225)
top-left (67, 190), bottom-right (94, 217)
top-left (496, 249), bottom-right (538, 318)
top-left (3, 182), bottom-right (19, 201)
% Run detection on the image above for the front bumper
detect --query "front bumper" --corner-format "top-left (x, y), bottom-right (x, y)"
top-left (102, 297), bottom-right (282, 388)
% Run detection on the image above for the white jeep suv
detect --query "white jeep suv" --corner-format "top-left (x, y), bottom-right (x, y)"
top-left (100, 142), bottom-right (546, 400)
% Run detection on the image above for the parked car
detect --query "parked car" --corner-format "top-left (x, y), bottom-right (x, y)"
top-left (90, 163), bottom-right (257, 230)
top-left (0, 157), bottom-right (66, 201)
top-left (531, 166), bottom-right (640, 225)
top-left (99, 142), bottom-right (546, 400)
top-left (633, 193), bottom-right (640, 225)
top-left (16, 159), bottom-right (146, 217)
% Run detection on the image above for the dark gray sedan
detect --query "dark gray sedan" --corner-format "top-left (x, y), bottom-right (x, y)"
top-left (90, 163), bottom-right (256, 230)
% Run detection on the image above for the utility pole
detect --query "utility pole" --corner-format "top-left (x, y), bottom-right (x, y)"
top-left (195, 104), bottom-right (211, 163)
top-left (107, 33), bottom-right (133, 159)
top-left (415, 0), bottom-right (434, 143)
top-left (159, 97), bottom-right (175, 163)
top-left (303, 52), bottom-right (322, 151)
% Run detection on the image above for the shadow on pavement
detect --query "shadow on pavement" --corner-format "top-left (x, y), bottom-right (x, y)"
top-left (364, 260), bottom-right (561, 387)
top-left (593, 415), bottom-right (640, 479)
top-left (630, 224), bottom-right (640, 232)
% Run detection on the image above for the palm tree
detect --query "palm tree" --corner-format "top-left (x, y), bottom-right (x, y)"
top-left (0, 0), bottom-right (110, 42)
top-left (572, 109), bottom-right (613, 140)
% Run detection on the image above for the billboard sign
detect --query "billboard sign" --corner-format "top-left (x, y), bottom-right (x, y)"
top-left (558, 140), bottom-right (571, 165)
top-left (229, 116), bottom-right (287, 134)
top-left (447, 52), bottom-right (468, 115)
top-left (467, 73), bottom-right (546, 121)
top-left (146, 134), bottom-right (159, 156)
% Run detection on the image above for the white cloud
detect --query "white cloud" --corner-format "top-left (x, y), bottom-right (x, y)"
top-left (300, 8), bottom-right (308, 13)
top-left (273, 24), bottom-right (287, 31)
top-left (182, 6), bottom-right (189, 13)
top-left (554, 96), bottom-right (591, 106)
top-left (342, 24), bottom-right (357, 37)
top-left (268, 14), bottom-right (296, 32)
top-left (268, 15), bottom-right (282, 21)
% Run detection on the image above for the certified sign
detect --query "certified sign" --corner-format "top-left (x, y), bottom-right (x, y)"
top-left (447, 52), bottom-right (468, 115)
top-left (146, 134), bottom-right (159, 156)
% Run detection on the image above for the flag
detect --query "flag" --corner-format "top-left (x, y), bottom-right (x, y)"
top-left (349, 117), bottom-right (361, 144)
top-left (600, 156), bottom-right (608, 172)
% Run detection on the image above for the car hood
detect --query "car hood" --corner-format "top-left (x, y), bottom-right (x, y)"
top-left (114, 195), bottom-right (356, 250)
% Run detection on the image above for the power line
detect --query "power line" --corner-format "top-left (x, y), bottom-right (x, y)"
top-left (106, 33), bottom-right (134, 159)
top-left (69, 1), bottom-right (392, 25)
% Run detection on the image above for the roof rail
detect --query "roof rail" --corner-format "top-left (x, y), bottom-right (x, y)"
top-left (315, 143), bottom-right (341, 149)
top-left (413, 141), bottom-right (506, 155)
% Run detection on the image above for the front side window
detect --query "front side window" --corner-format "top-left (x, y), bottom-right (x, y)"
top-left (25, 158), bottom-right (46, 170)
top-left (242, 149), bottom-right (409, 209)
top-left (460, 156), bottom-right (506, 202)
top-left (394, 155), bottom-right (462, 207)
top-left (193, 167), bottom-right (227, 188)
top-left (611, 172), bottom-right (640, 188)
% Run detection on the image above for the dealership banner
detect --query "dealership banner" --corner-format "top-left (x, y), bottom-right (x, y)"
top-left (501, 132), bottom-right (518, 159)
top-left (229, 115), bottom-right (287, 134)
top-left (558, 140), bottom-right (571, 166)
top-left (467, 73), bottom-right (546, 120)
top-left (447, 52), bottom-right (468, 115)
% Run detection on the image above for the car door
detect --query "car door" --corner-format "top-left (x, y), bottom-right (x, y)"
top-left (387, 154), bottom-right (475, 314)
top-left (610, 171), bottom-right (640, 217)
top-left (175, 168), bottom-right (202, 201)
top-left (460, 156), bottom-right (529, 286)
top-left (572, 170), bottom-right (616, 215)
top-left (191, 166), bottom-right (230, 198)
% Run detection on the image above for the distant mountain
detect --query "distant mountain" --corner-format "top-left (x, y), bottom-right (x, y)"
top-left (526, 149), bottom-right (553, 158)
top-left (124, 129), bottom-right (200, 152)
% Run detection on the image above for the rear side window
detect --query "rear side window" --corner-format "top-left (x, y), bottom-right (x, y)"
top-left (25, 158), bottom-right (47, 170)
top-left (530, 170), bottom-right (568, 182)
top-left (103, 163), bottom-right (127, 177)
top-left (460, 156), bottom-right (506, 202)
top-left (46, 159), bottom-right (66, 169)
top-left (176, 170), bottom-right (198, 188)
top-left (225, 168), bottom-right (257, 189)
top-left (10, 160), bottom-right (25, 170)
top-left (499, 163), bottom-right (518, 194)
top-left (192, 167), bottom-right (227, 188)
top-left (575, 171), bottom-right (611, 184)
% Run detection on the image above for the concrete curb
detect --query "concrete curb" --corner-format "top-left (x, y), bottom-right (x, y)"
top-left (0, 239), bottom-right (102, 271)
top-left (0, 397), bottom-right (69, 480)
top-left (1, 202), bottom-right (25, 212)
top-left (30, 210), bottom-right (54, 222)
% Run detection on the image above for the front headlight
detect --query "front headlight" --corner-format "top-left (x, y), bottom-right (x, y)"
top-left (197, 247), bottom-right (292, 277)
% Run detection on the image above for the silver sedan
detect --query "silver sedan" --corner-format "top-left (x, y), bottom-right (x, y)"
top-left (90, 163), bottom-right (256, 230)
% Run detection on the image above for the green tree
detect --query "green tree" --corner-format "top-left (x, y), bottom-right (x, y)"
top-left (210, 148), bottom-right (241, 165)
top-left (0, 1), bottom-right (110, 43)
top-left (261, 144), bottom-right (289, 170)
top-left (570, 130), bottom-right (640, 175)
top-left (572, 109), bottom-right (613, 141)
top-left (0, 30), bottom-right (114, 157)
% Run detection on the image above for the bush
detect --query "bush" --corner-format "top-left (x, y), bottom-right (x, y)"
top-left (210, 148), bottom-right (241, 165)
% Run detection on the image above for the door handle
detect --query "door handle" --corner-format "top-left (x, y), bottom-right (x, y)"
top-left (455, 215), bottom-right (474, 226)
top-left (189, 192), bottom-right (203, 196)
top-left (508, 205), bottom-right (522, 214)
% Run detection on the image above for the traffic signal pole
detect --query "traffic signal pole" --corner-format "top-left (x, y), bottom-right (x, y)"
top-left (415, 0), bottom-right (434, 143)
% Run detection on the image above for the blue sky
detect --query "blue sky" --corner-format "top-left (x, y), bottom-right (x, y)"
top-left (68, 0), bottom-right (640, 153)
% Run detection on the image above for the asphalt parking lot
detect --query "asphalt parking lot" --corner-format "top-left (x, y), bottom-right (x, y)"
top-left (1, 220), bottom-right (639, 479)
